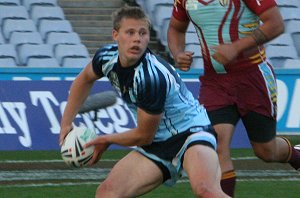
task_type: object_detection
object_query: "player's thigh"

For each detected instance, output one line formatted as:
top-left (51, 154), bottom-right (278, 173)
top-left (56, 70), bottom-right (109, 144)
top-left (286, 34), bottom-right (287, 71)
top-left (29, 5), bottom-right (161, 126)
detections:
top-left (102, 150), bottom-right (163, 196)
top-left (183, 144), bottom-right (221, 188)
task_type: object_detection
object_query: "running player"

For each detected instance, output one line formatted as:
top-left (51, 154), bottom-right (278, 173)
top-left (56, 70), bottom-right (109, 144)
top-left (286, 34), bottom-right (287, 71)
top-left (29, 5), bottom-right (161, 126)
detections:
top-left (168, 0), bottom-right (300, 196)
top-left (59, 6), bottom-right (229, 198)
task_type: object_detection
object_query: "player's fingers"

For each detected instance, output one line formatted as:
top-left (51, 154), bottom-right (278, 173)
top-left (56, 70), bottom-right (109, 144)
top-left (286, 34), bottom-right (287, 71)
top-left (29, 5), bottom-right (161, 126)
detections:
top-left (89, 148), bottom-right (100, 165)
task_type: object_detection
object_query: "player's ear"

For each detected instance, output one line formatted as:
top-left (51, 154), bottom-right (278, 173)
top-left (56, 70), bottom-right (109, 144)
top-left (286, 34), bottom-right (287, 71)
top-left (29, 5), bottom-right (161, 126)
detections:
top-left (112, 29), bottom-right (118, 42)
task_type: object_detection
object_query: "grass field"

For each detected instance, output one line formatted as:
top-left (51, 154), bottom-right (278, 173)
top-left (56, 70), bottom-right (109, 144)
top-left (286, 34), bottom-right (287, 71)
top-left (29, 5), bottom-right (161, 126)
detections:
top-left (0, 148), bottom-right (300, 198)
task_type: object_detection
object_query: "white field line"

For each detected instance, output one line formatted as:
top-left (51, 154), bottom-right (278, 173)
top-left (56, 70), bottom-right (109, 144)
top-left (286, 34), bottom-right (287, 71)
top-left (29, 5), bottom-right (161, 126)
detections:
top-left (0, 156), bottom-right (258, 163)
top-left (1, 157), bottom-right (300, 188)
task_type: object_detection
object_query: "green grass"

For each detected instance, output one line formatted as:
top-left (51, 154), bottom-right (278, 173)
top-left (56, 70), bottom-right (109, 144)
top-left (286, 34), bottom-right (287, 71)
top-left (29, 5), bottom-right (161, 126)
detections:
top-left (1, 148), bottom-right (299, 198)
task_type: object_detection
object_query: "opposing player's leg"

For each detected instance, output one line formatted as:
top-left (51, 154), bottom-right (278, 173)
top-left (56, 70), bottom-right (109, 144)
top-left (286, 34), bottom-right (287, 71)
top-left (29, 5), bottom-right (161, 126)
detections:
top-left (207, 106), bottom-right (239, 197)
top-left (95, 150), bottom-right (163, 198)
top-left (183, 144), bottom-right (230, 198)
top-left (243, 111), bottom-right (300, 170)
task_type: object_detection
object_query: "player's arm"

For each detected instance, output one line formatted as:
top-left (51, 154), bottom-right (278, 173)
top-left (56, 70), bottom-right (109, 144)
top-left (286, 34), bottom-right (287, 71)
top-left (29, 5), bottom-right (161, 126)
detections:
top-left (212, 6), bottom-right (284, 64)
top-left (59, 62), bottom-right (100, 145)
top-left (235, 6), bottom-right (284, 53)
top-left (168, 16), bottom-right (194, 70)
top-left (85, 109), bottom-right (162, 164)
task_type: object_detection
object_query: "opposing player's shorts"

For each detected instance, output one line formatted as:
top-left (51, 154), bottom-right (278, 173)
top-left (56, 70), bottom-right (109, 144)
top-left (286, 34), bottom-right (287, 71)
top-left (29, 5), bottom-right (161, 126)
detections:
top-left (199, 62), bottom-right (277, 120)
top-left (135, 126), bottom-right (217, 186)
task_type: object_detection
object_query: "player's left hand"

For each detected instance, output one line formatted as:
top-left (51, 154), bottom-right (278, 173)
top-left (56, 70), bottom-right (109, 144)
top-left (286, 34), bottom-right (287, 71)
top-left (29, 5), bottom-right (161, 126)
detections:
top-left (85, 136), bottom-right (110, 165)
top-left (211, 43), bottom-right (238, 65)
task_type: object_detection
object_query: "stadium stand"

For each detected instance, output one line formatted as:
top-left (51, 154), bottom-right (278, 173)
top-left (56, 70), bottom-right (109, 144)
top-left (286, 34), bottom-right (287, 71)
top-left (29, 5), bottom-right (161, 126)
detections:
top-left (18, 43), bottom-right (54, 66)
top-left (23, 0), bottom-right (57, 11)
top-left (0, 0), bottom-right (299, 68)
top-left (0, 44), bottom-right (18, 65)
top-left (39, 20), bottom-right (73, 40)
top-left (46, 32), bottom-right (81, 48)
top-left (30, 5), bottom-right (65, 26)
top-left (0, 0), bottom-right (20, 6)
top-left (10, 32), bottom-right (43, 48)
top-left (62, 57), bottom-right (91, 68)
top-left (27, 57), bottom-right (60, 67)
top-left (54, 44), bottom-right (89, 66)
top-left (0, 5), bottom-right (29, 26)
top-left (2, 19), bottom-right (37, 40)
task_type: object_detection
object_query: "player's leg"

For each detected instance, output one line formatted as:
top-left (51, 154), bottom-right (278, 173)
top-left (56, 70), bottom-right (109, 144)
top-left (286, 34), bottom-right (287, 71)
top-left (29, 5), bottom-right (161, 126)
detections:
top-left (183, 144), bottom-right (230, 198)
top-left (242, 111), bottom-right (300, 170)
top-left (95, 150), bottom-right (164, 198)
top-left (207, 106), bottom-right (239, 197)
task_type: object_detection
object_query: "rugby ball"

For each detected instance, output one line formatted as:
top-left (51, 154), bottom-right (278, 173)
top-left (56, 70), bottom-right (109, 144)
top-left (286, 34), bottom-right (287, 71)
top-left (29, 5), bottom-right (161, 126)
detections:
top-left (61, 127), bottom-right (97, 168)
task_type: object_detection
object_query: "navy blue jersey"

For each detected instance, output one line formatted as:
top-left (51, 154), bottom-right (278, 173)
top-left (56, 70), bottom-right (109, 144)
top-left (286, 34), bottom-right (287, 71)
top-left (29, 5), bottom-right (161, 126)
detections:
top-left (92, 44), bottom-right (211, 142)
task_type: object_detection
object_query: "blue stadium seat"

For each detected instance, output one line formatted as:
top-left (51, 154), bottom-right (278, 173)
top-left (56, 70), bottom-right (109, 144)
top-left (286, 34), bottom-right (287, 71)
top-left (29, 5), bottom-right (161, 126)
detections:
top-left (39, 20), bottom-right (73, 40)
top-left (276, 0), bottom-right (299, 8)
top-left (191, 57), bottom-right (204, 69)
top-left (10, 32), bottom-right (43, 48)
top-left (46, 32), bottom-right (81, 48)
top-left (27, 57), bottom-right (60, 67)
top-left (0, 0), bottom-right (20, 6)
top-left (283, 59), bottom-right (300, 69)
top-left (23, 0), bottom-right (57, 11)
top-left (62, 57), bottom-right (91, 68)
top-left (266, 33), bottom-right (294, 46)
top-left (30, 5), bottom-right (65, 26)
top-left (185, 44), bottom-right (202, 58)
top-left (0, 5), bottom-right (29, 26)
top-left (54, 44), bottom-right (89, 65)
top-left (0, 57), bottom-right (17, 67)
top-left (0, 44), bottom-right (18, 65)
top-left (266, 45), bottom-right (298, 68)
top-left (18, 44), bottom-right (53, 65)
top-left (2, 19), bottom-right (37, 40)
top-left (0, 32), bottom-right (5, 44)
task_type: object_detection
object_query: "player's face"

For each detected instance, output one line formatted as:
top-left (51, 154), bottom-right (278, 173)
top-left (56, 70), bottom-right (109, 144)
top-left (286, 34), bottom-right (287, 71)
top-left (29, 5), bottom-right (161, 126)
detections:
top-left (113, 18), bottom-right (150, 67)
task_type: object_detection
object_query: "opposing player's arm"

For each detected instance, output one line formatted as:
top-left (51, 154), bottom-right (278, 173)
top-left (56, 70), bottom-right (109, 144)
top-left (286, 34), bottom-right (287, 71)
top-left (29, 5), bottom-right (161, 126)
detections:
top-left (59, 62), bottom-right (100, 145)
top-left (233, 6), bottom-right (284, 54)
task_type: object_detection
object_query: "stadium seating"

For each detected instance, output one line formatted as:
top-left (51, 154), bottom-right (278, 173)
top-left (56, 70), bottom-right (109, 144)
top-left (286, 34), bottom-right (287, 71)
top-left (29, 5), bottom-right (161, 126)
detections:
top-left (30, 5), bottom-right (65, 26)
top-left (283, 59), bottom-right (300, 69)
top-left (2, 19), bottom-right (37, 40)
top-left (23, 0), bottom-right (57, 11)
top-left (0, 44), bottom-right (18, 64)
top-left (0, 33), bottom-right (4, 44)
top-left (39, 20), bottom-right (73, 40)
top-left (0, 57), bottom-right (17, 67)
top-left (18, 44), bottom-right (53, 65)
top-left (266, 45), bottom-right (298, 68)
top-left (54, 44), bottom-right (89, 65)
top-left (0, 0), bottom-right (20, 6)
top-left (62, 57), bottom-right (91, 68)
top-left (0, 5), bottom-right (29, 26)
top-left (46, 32), bottom-right (81, 48)
top-left (10, 32), bottom-right (43, 48)
top-left (185, 44), bottom-right (202, 58)
top-left (27, 57), bottom-right (60, 67)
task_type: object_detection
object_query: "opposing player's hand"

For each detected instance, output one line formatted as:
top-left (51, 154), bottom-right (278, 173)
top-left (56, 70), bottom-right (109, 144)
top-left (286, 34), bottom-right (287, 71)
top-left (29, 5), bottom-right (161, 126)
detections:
top-left (85, 136), bottom-right (110, 165)
top-left (174, 51), bottom-right (194, 71)
top-left (59, 125), bottom-right (73, 146)
top-left (211, 43), bottom-right (238, 65)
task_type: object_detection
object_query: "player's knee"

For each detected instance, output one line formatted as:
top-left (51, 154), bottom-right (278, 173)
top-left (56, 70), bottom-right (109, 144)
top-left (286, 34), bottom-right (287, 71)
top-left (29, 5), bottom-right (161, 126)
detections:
top-left (254, 149), bottom-right (275, 162)
top-left (95, 181), bottom-right (117, 198)
top-left (192, 181), bottom-right (215, 198)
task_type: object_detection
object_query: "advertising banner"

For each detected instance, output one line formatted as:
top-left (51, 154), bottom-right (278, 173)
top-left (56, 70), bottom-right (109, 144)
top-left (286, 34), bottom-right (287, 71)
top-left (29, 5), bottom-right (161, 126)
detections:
top-left (0, 68), bottom-right (299, 150)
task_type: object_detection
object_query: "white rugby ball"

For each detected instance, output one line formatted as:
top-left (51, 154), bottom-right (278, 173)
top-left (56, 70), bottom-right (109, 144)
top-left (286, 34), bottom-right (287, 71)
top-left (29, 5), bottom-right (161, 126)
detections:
top-left (61, 127), bottom-right (97, 167)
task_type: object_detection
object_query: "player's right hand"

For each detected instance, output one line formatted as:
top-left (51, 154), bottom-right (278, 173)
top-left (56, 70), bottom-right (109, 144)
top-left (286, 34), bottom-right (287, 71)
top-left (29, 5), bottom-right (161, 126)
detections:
top-left (174, 51), bottom-right (194, 71)
top-left (59, 125), bottom-right (73, 146)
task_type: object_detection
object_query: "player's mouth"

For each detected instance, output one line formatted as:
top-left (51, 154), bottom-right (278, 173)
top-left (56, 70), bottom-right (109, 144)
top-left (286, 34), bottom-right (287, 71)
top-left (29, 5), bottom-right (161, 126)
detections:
top-left (129, 46), bottom-right (141, 54)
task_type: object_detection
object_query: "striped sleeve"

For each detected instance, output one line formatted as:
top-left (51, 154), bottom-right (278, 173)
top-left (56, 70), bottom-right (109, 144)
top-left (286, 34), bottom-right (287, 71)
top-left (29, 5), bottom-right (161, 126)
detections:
top-left (172, 0), bottom-right (189, 21)
top-left (134, 63), bottom-right (167, 114)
